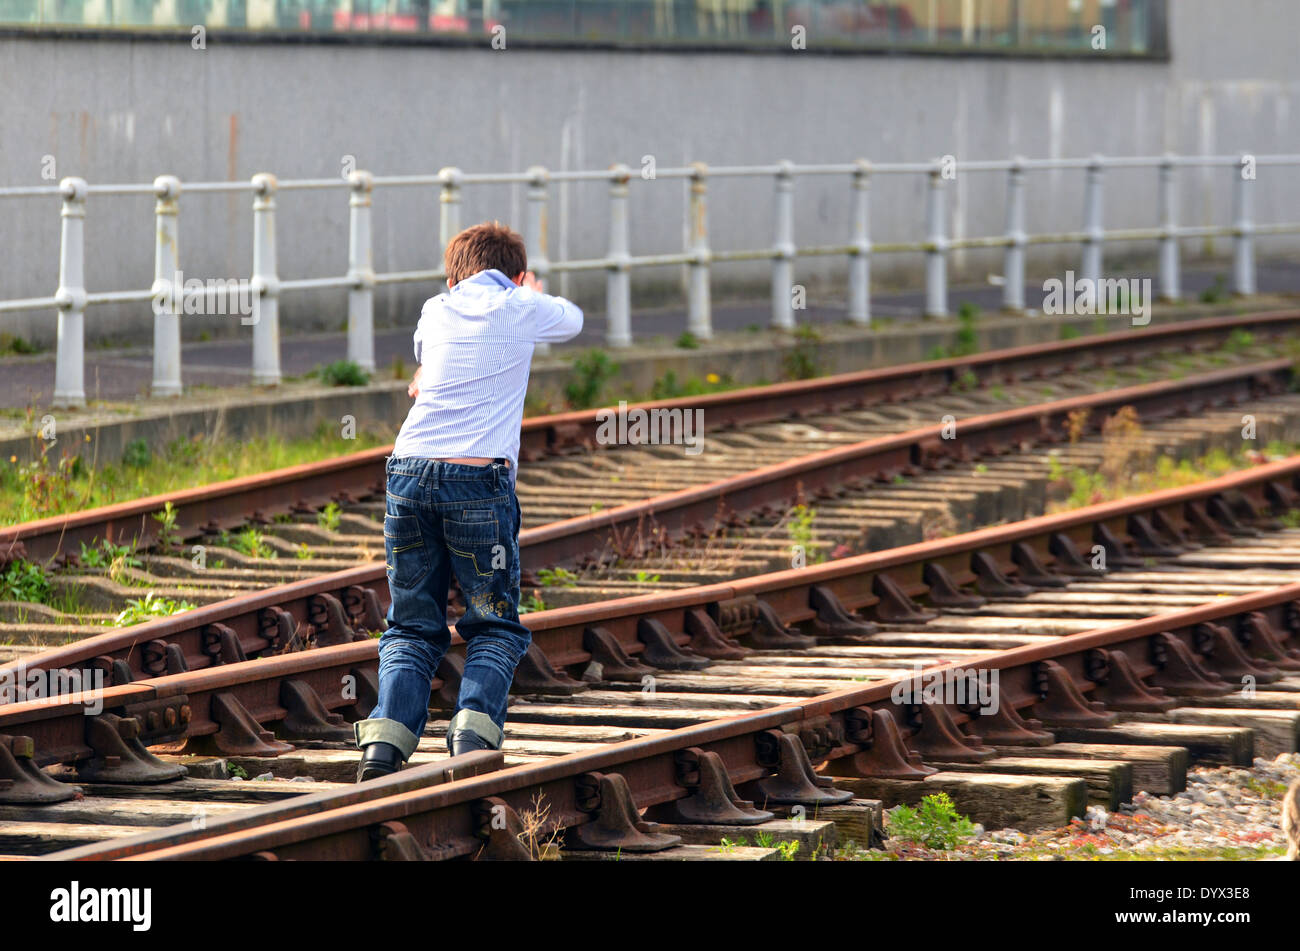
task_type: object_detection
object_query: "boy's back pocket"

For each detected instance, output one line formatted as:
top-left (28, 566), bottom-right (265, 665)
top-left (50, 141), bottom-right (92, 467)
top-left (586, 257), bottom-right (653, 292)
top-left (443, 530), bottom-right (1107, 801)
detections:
top-left (444, 514), bottom-right (499, 584)
top-left (384, 513), bottom-right (430, 589)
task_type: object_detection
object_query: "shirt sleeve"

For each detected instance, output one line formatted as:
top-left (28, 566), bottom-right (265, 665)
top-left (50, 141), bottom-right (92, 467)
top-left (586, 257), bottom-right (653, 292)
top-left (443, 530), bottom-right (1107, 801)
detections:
top-left (531, 293), bottom-right (584, 343)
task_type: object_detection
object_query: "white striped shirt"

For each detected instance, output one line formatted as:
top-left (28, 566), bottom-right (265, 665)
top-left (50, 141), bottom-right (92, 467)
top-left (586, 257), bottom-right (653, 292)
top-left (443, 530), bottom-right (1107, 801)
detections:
top-left (392, 269), bottom-right (583, 475)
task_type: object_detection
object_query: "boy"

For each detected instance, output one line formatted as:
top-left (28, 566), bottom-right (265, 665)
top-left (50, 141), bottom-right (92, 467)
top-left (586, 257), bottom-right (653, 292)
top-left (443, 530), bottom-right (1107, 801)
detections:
top-left (355, 221), bottom-right (583, 780)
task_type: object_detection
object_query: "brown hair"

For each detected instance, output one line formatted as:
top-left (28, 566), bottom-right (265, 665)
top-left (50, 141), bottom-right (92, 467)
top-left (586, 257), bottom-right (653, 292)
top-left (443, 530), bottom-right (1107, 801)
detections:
top-left (444, 221), bottom-right (527, 286)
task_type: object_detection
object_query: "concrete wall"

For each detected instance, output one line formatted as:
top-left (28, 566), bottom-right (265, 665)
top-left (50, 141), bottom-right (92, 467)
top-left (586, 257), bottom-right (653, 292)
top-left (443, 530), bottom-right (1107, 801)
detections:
top-left (0, 0), bottom-right (1297, 347)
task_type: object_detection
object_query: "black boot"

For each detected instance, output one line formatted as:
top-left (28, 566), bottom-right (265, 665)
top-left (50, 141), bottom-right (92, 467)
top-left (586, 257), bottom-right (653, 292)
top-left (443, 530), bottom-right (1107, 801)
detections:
top-left (356, 741), bottom-right (403, 782)
top-left (449, 730), bottom-right (493, 757)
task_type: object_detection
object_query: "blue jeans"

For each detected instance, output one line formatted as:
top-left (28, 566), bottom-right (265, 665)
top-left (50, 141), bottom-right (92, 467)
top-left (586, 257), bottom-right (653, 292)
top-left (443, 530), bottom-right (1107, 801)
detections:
top-left (353, 457), bottom-right (530, 759)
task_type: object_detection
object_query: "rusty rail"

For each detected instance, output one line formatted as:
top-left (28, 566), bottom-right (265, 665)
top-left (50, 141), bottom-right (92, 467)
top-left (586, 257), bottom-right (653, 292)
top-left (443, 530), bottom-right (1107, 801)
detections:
top-left (1, 360), bottom-right (1291, 693)
top-left (3, 308), bottom-right (1298, 567)
top-left (45, 567), bottom-right (1300, 860)
top-left (4, 452), bottom-right (1298, 813)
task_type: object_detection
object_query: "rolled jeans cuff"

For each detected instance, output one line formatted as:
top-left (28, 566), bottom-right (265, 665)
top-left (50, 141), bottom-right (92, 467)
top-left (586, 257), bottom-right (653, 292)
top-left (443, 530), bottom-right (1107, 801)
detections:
top-left (355, 717), bottom-right (420, 760)
top-left (447, 709), bottom-right (504, 750)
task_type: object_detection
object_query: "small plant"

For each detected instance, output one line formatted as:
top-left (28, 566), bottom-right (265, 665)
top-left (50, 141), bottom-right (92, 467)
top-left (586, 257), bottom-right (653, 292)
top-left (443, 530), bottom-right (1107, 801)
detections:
top-left (1224, 328), bottom-right (1255, 353)
top-left (1243, 776), bottom-right (1290, 799)
top-left (952, 302), bottom-right (980, 357)
top-left (316, 502), bottom-right (343, 533)
top-left (786, 503), bottom-right (820, 562)
top-left (520, 591), bottom-right (548, 614)
top-left (0, 332), bottom-right (40, 355)
top-left (227, 762), bottom-right (249, 780)
top-left (1046, 454), bottom-right (1067, 483)
top-left (537, 566), bottom-right (579, 588)
top-left (318, 359), bottom-right (370, 387)
top-left (122, 439), bottom-right (151, 468)
top-left (107, 548), bottom-right (146, 585)
top-left (564, 350), bottom-right (620, 410)
top-left (296, 542), bottom-right (312, 560)
top-left (751, 831), bottom-right (800, 860)
top-left (77, 541), bottom-right (107, 569)
top-left (1099, 405), bottom-right (1144, 484)
top-left (782, 325), bottom-right (822, 381)
top-left (77, 539), bottom-right (137, 570)
top-left (650, 371), bottom-right (713, 400)
top-left (0, 559), bottom-right (51, 603)
top-left (951, 369), bottom-right (979, 392)
top-left (633, 570), bottom-right (660, 584)
top-left (675, 330), bottom-right (700, 350)
top-left (514, 791), bottom-right (565, 861)
top-left (112, 592), bottom-right (196, 627)
top-left (884, 793), bottom-right (977, 850)
top-left (1199, 274), bottom-right (1228, 304)
top-left (153, 501), bottom-right (180, 551)
top-left (232, 526), bottom-right (277, 560)
top-left (13, 453), bottom-right (82, 517)
top-left (1065, 408), bottom-right (1090, 444)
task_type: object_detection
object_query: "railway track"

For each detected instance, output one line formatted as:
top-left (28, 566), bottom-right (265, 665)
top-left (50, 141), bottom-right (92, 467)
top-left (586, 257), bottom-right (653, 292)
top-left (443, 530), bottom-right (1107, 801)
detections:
top-left (1, 345), bottom-right (1296, 660)
top-left (3, 356), bottom-right (1296, 690)
top-left (5, 459), bottom-right (1300, 859)
top-left (9, 309), bottom-right (1296, 559)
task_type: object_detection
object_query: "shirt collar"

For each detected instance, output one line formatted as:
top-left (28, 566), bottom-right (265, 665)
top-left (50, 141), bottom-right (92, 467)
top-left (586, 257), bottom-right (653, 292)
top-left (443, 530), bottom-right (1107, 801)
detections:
top-left (453, 268), bottom-right (516, 292)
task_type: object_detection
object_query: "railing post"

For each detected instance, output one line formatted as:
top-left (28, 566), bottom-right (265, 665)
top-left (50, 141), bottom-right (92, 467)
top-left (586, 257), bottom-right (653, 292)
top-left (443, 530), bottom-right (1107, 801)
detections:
top-left (1002, 157), bottom-right (1026, 312)
top-left (770, 160), bottom-right (796, 330)
top-left (1080, 155), bottom-right (1105, 288)
top-left (250, 173), bottom-right (281, 386)
top-left (438, 166), bottom-right (463, 270)
top-left (150, 175), bottom-right (183, 397)
top-left (606, 164), bottom-right (633, 348)
top-left (847, 159), bottom-right (872, 326)
top-left (1232, 156), bottom-right (1256, 296)
top-left (346, 170), bottom-right (376, 372)
top-left (924, 163), bottom-right (948, 318)
top-left (52, 176), bottom-right (88, 409)
top-left (524, 165), bottom-right (552, 356)
top-left (687, 161), bottom-right (713, 340)
top-left (1157, 154), bottom-right (1179, 301)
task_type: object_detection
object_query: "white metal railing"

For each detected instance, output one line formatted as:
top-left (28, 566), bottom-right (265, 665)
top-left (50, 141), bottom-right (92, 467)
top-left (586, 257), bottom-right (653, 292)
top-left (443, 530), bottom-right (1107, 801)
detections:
top-left (1, 151), bottom-right (1298, 409)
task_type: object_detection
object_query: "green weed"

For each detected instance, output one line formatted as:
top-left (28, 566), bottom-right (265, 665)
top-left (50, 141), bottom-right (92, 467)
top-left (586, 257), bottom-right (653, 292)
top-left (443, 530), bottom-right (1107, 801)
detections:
top-left (884, 793), bottom-right (977, 850)
top-left (0, 560), bottom-right (51, 603)
top-left (782, 325), bottom-right (822, 381)
top-left (112, 592), bottom-right (196, 627)
top-left (232, 527), bottom-right (277, 560)
top-left (537, 567), bottom-right (579, 588)
top-left (565, 350), bottom-right (620, 409)
top-left (316, 502), bottom-right (343, 533)
top-left (318, 360), bottom-right (370, 387)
